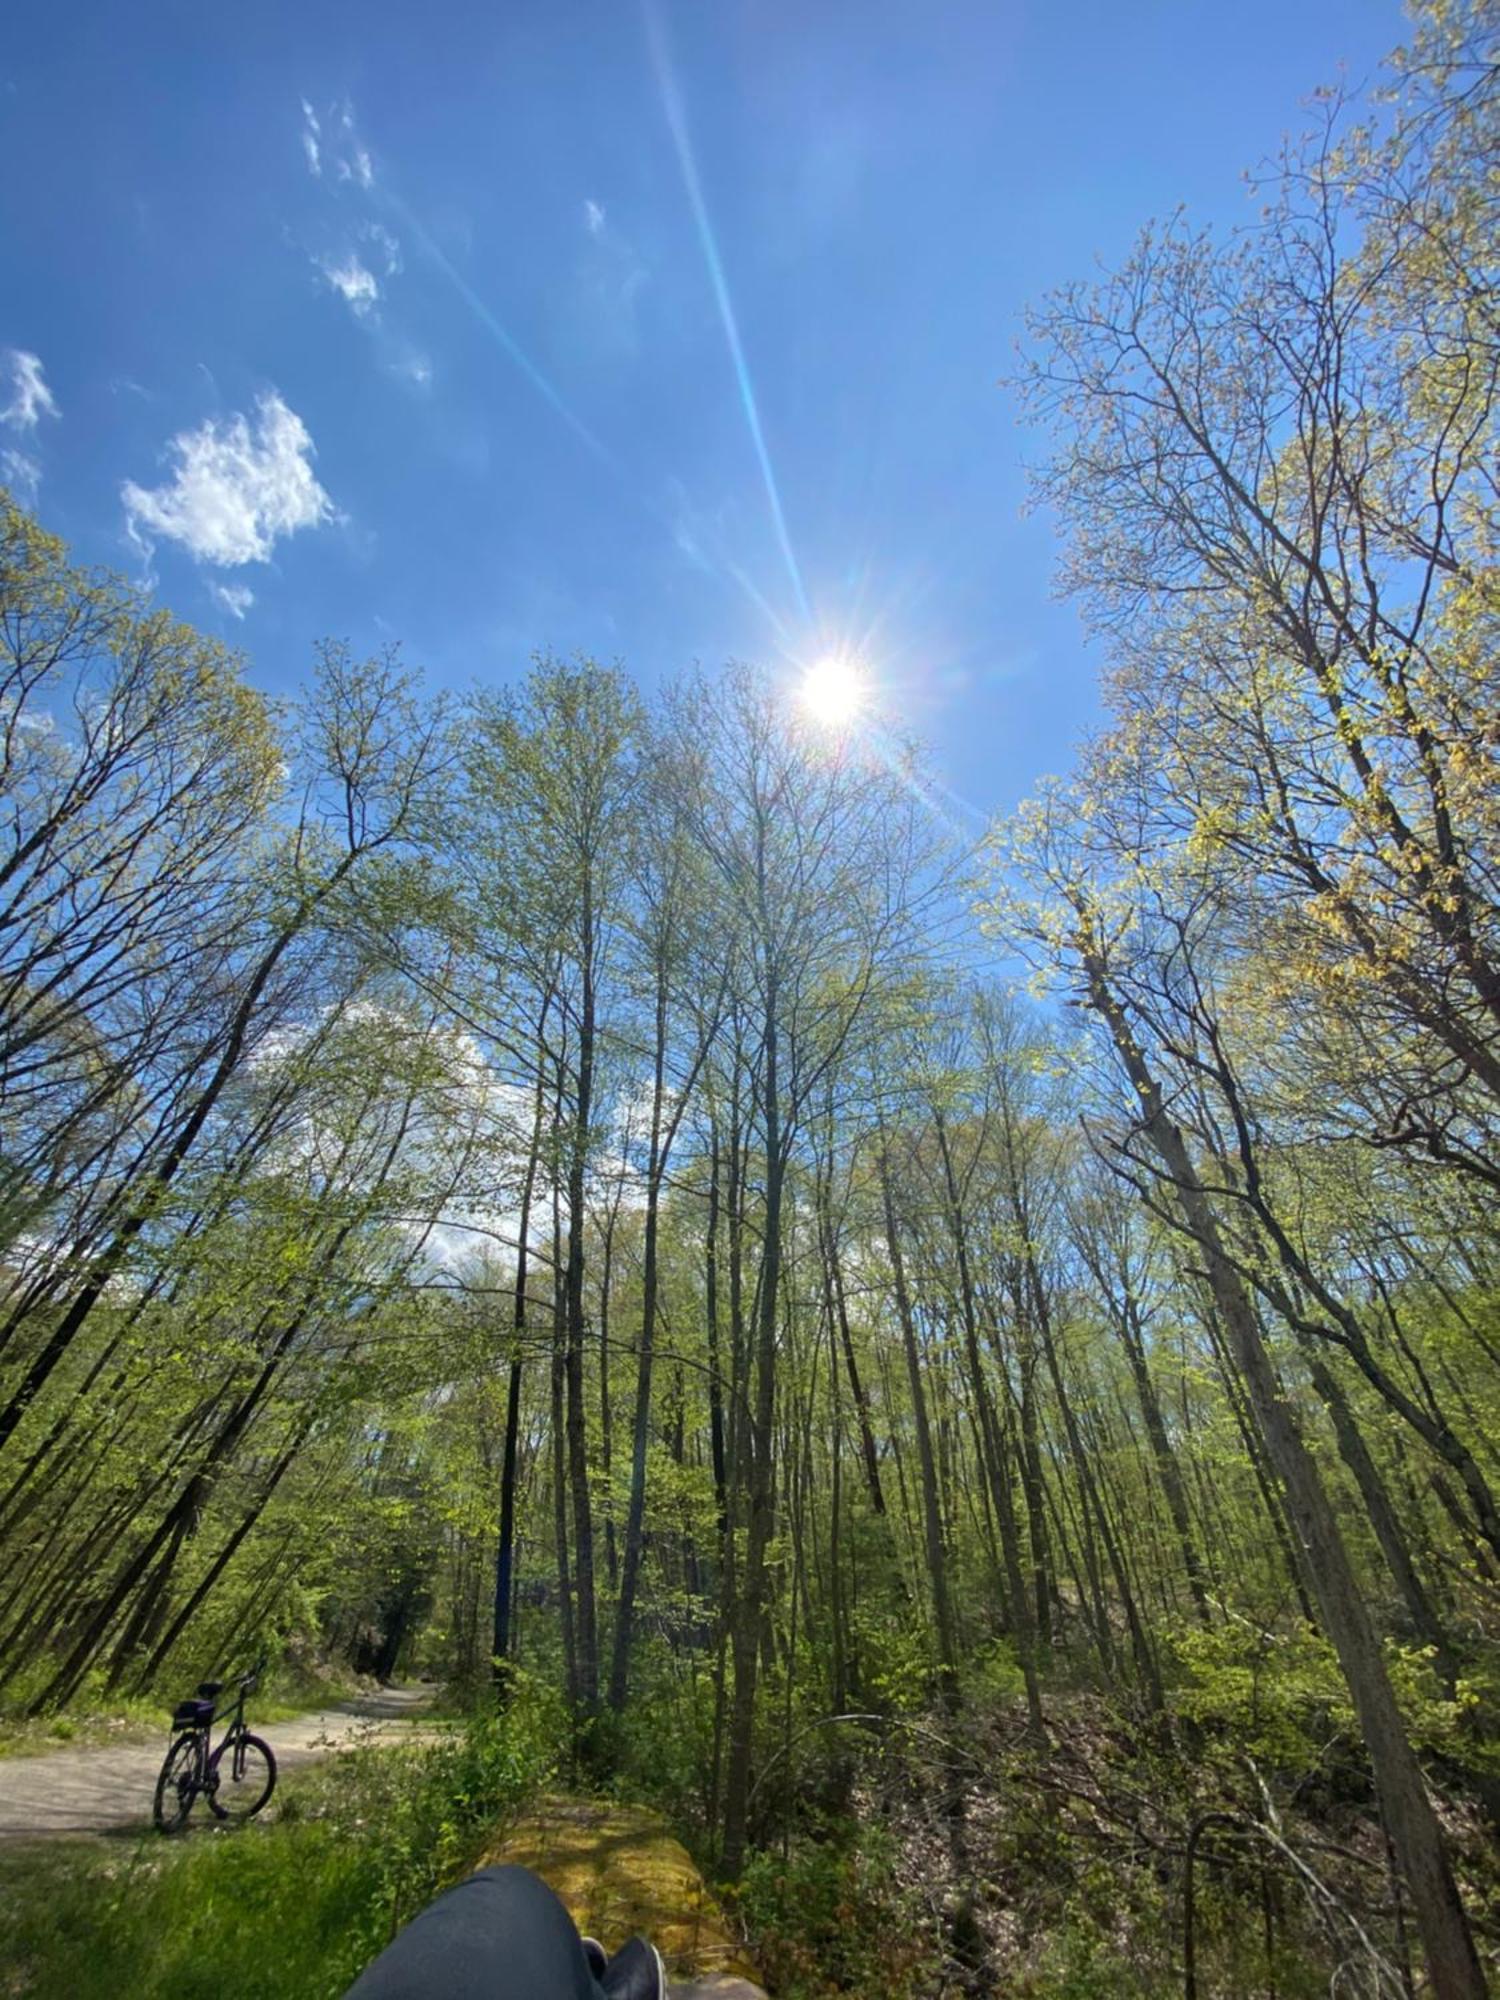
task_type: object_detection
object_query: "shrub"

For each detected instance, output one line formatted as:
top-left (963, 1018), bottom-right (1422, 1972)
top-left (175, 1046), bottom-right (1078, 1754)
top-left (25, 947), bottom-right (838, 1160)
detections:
top-left (739, 1819), bottom-right (933, 1998)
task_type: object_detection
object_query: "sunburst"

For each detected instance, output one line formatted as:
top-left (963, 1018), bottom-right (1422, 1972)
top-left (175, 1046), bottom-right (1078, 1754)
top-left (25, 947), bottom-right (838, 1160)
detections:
top-left (797, 655), bottom-right (868, 727)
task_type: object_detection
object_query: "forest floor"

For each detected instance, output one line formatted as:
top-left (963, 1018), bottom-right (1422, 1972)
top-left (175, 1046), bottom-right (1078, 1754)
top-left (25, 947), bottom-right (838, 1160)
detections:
top-left (480, 1795), bottom-right (768, 2000)
top-left (0, 1685), bottom-right (437, 1840)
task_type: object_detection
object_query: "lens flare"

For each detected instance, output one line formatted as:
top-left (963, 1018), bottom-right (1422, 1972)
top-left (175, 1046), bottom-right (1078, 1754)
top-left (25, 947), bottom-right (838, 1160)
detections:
top-left (797, 656), bottom-right (868, 727)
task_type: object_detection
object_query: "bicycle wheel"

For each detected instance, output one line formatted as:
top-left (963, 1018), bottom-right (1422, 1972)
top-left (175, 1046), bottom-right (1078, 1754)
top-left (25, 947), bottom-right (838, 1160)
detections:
top-left (153, 1734), bottom-right (200, 1834)
top-left (207, 1732), bottom-right (276, 1821)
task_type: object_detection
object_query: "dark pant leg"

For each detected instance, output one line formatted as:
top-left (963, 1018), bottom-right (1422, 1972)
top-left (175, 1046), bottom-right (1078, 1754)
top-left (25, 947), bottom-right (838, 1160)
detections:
top-left (343, 1863), bottom-right (606, 2000)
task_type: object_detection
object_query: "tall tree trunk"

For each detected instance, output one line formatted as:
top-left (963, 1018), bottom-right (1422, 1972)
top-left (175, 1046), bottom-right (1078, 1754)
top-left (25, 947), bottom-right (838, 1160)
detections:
top-left (494, 1021), bottom-right (550, 1692)
top-left (704, 1124), bottom-right (729, 1539)
top-left (1035, 1298), bottom-right (1164, 1712)
top-left (818, 1174), bottom-right (887, 1518)
top-left (598, 1206), bottom-right (617, 1594)
top-left (826, 1293), bottom-right (849, 1714)
top-left (551, 1166), bottom-right (577, 1708)
top-left (932, 1112), bottom-right (1043, 1729)
top-left (139, 1429), bottom-right (307, 1688)
top-left (1079, 933), bottom-right (1485, 1999)
top-left (721, 995), bottom-right (784, 1880)
top-left (879, 1143), bottom-right (959, 1709)
top-left (1017, 1346), bottom-right (1054, 1650)
top-left (609, 966), bottom-right (670, 1712)
top-left (565, 938), bottom-right (599, 1715)
top-left (1301, 1347), bottom-right (1457, 1686)
top-left (0, 856), bottom-right (360, 1444)
top-left (29, 1072), bottom-right (416, 1714)
top-left (1111, 1279), bottom-right (1212, 1626)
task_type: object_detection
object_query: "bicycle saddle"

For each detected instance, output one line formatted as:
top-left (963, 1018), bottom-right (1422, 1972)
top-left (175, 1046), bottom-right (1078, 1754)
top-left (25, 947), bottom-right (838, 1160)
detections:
top-left (196, 1680), bottom-right (224, 1698)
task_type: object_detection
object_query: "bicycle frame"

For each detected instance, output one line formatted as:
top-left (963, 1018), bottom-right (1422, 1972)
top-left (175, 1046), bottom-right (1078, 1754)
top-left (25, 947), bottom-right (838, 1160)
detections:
top-left (177, 1676), bottom-right (253, 1795)
top-left (208, 1681), bottom-right (252, 1784)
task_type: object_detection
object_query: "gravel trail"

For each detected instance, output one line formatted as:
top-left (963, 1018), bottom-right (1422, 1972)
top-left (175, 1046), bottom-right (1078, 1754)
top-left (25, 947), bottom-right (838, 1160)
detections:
top-left (0, 1686), bottom-right (432, 1841)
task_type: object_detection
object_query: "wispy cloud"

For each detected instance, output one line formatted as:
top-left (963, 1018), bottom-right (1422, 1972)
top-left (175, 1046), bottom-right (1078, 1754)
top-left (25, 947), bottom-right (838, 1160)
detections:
top-left (209, 579), bottom-right (255, 619)
top-left (574, 201), bottom-right (650, 360)
top-left (361, 221), bottom-right (401, 274)
top-left (300, 99), bottom-right (322, 176)
top-left (313, 220), bottom-right (403, 331)
top-left (122, 391), bottom-right (335, 567)
top-left (336, 101), bottom-right (373, 188)
top-left (391, 349), bottom-right (433, 391)
top-left (2, 351), bottom-right (59, 507)
top-left (1, 349), bottom-right (59, 431)
top-left (299, 96), bottom-right (374, 189)
top-left (300, 103), bottom-right (400, 341)
top-left (318, 249), bottom-right (380, 318)
top-left (1, 449), bottom-right (41, 508)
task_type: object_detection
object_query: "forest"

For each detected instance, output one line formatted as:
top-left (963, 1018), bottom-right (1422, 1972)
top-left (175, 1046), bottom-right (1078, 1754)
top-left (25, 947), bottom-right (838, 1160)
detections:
top-left (0, 5), bottom-right (1497, 1996)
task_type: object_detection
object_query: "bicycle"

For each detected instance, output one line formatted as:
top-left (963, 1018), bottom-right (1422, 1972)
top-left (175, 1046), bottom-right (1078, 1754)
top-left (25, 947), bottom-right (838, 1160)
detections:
top-left (153, 1653), bottom-right (277, 1834)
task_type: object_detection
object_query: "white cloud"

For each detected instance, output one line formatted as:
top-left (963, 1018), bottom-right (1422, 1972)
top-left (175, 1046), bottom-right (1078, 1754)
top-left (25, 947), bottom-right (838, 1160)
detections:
top-left (300, 95), bottom-right (373, 187)
top-left (361, 221), bottom-right (401, 274)
top-left (319, 250), bottom-right (380, 318)
top-left (392, 350), bottom-right (432, 390)
top-left (122, 391), bottom-right (335, 567)
top-left (209, 580), bottom-right (255, 619)
top-left (584, 198), bottom-right (606, 236)
top-left (1, 350), bottom-right (59, 431)
top-left (336, 101), bottom-right (373, 188)
top-left (301, 99), bottom-right (321, 176)
top-left (313, 223), bottom-right (402, 324)
top-left (2, 449), bottom-right (41, 508)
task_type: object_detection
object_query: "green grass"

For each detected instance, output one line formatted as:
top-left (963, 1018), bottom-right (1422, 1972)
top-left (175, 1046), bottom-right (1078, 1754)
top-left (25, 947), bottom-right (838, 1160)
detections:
top-left (0, 1666), bottom-right (373, 1762)
top-left (0, 1696), bottom-right (168, 1762)
top-left (0, 1704), bottom-right (559, 1998)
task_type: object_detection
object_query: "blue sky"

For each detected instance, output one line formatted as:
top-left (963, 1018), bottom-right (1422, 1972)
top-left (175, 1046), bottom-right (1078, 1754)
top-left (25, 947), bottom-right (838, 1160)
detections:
top-left (3, 0), bottom-right (1402, 821)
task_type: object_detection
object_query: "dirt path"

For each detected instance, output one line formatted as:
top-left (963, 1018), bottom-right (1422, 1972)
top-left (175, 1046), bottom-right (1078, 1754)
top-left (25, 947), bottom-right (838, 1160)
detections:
top-left (0, 1686), bottom-right (433, 1841)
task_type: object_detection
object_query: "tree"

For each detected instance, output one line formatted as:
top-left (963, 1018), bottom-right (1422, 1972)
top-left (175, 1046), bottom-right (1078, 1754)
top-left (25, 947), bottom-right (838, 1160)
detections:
top-left (672, 663), bottom-right (942, 1874)
top-left (463, 658), bottom-right (644, 1720)
top-left (0, 644), bottom-right (443, 1456)
top-left (994, 781), bottom-right (1487, 1996)
top-left (0, 496), bottom-right (278, 1317)
top-left (1013, 5), bottom-right (1500, 1180)
top-left (608, 757), bottom-right (724, 1714)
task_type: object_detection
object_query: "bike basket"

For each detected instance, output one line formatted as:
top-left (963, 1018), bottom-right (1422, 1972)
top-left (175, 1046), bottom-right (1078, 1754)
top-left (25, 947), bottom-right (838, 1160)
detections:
top-left (172, 1699), bottom-right (215, 1727)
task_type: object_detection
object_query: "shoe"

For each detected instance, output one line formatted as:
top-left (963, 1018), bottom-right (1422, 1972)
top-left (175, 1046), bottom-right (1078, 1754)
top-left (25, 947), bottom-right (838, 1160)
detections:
top-left (582, 1938), bottom-right (608, 1979)
top-left (600, 1936), bottom-right (667, 2000)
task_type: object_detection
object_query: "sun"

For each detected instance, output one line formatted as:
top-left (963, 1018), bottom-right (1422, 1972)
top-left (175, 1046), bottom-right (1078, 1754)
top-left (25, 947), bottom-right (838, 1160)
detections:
top-left (796, 655), bottom-right (868, 728)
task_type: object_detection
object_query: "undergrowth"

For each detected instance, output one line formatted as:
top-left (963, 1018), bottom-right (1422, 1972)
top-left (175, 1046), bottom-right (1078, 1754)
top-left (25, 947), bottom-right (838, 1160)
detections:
top-left (721, 1641), bottom-right (1500, 2000)
top-left (0, 1686), bottom-right (561, 1999)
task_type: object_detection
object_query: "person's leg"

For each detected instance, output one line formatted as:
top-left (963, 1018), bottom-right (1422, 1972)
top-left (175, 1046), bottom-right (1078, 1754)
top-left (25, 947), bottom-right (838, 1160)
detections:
top-left (343, 1863), bottom-right (607, 2000)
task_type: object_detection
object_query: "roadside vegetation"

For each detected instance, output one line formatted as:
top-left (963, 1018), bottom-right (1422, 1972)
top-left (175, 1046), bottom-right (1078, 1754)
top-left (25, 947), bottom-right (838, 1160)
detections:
top-left (0, 1695), bottom-right (558, 1999)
